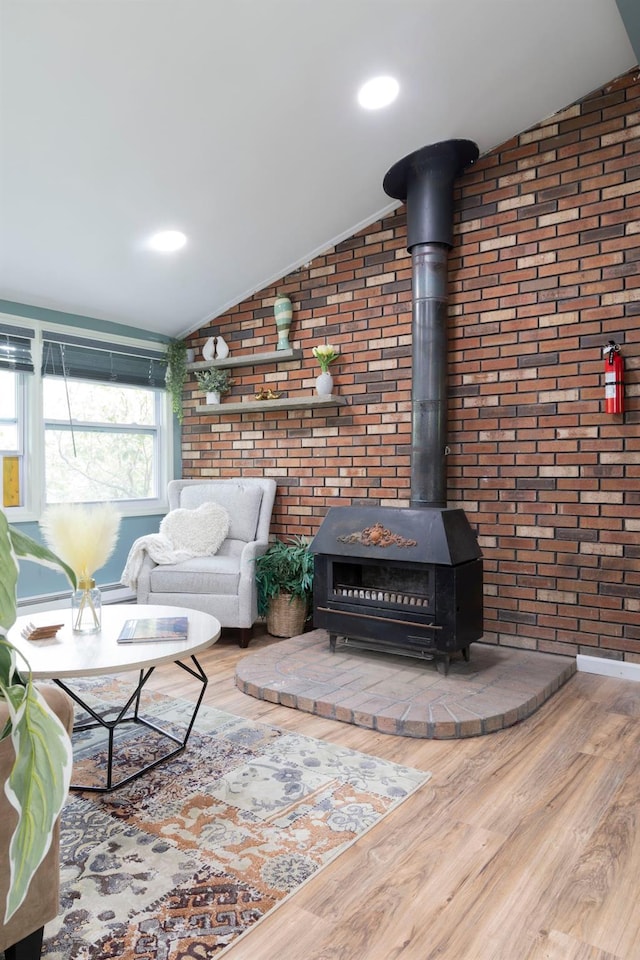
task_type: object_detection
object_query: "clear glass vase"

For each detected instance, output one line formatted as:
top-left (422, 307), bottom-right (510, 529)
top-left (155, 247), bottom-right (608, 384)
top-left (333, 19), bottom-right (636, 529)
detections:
top-left (71, 577), bottom-right (102, 634)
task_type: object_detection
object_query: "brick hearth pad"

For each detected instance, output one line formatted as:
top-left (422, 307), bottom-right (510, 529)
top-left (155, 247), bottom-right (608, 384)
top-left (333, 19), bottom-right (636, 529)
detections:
top-left (235, 630), bottom-right (577, 739)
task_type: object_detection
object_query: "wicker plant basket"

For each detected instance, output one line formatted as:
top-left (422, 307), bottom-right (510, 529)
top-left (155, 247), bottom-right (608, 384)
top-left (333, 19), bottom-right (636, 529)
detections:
top-left (266, 592), bottom-right (307, 638)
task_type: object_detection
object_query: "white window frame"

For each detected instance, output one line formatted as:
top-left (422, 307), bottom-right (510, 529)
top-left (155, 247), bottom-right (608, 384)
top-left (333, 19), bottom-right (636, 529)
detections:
top-left (1, 315), bottom-right (173, 523)
top-left (0, 369), bottom-right (28, 510)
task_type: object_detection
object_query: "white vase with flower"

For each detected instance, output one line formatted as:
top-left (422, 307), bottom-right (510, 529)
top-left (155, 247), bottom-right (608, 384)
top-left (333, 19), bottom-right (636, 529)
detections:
top-left (312, 343), bottom-right (339, 396)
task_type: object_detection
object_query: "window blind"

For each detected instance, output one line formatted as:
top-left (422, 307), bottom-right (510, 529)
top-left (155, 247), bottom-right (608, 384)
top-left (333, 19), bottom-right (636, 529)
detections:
top-left (41, 332), bottom-right (167, 388)
top-left (0, 322), bottom-right (35, 373)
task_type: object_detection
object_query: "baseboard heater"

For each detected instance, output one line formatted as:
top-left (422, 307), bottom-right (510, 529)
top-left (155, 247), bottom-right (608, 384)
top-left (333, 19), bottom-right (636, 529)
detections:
top-left (17, 583), bottom-right (135, 615)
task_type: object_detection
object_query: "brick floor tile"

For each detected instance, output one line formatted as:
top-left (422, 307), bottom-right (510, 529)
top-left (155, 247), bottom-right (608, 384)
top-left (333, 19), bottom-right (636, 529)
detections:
top-left (235, 633), bottom-right (576, 740)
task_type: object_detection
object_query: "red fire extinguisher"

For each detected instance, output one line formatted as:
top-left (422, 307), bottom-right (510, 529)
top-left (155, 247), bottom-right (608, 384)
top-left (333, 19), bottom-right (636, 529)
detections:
top-left (603, 340), bottom-right (624, 415)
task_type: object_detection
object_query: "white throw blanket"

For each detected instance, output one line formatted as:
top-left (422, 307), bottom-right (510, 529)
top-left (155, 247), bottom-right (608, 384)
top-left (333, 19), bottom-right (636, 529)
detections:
top-left (120, 534), bottom-right (195, 591)
top-left (121, 501), bottom-right (231, 591)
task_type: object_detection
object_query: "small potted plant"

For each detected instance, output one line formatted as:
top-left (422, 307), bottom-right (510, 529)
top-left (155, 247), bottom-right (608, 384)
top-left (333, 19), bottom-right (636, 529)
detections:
top-left (255, 536), bottom-right (314, 637)
top-left (195, 368), bottom-right (233, 404)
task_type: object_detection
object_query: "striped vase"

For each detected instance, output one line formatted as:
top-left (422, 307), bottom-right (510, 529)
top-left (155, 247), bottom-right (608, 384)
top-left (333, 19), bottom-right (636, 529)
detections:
top-left (273, 295), bottom-right (293, 350)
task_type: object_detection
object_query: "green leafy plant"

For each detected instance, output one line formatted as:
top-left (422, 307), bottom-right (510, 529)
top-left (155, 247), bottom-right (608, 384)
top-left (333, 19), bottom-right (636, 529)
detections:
top-left (195, 368), bottom-right (233, 396)
top-left (254, 536), bottom-right (314, 616)
top-left (0, 509), bottom-right (76, 922)
top-left (165, 339), bottom-right (189, 422)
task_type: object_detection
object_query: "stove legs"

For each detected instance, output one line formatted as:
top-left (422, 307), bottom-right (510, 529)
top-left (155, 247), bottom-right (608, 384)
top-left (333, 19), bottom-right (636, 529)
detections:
top-left (436, 646), bottom-right (470, 675)
top-left (436, 655), bottom-right (451, 676)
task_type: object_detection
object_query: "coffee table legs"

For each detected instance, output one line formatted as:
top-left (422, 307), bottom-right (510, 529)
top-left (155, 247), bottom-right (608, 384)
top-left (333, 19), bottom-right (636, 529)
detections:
top-left (56, 655), bottom-right (208, 793)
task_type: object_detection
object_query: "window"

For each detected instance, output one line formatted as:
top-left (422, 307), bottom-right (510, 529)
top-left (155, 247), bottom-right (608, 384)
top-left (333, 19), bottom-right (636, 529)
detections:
top-left (43, 378), bottom-right (162, 504)
top-left (0, 370), bottom-right (26, 508)
top-left (0, 323), bottom-right (33, 510)
top-left (0, 318), bottom-right (172, 519)
top-left (41, 333), bottom-right (169, 508)
top-left (0, 370), bottom-right (20, 450)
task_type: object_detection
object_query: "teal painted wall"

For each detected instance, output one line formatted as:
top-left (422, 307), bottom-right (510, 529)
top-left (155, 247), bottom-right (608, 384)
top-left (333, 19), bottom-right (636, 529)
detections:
top-left (15, 514), bottom-right (164, 600)
top-left (0, 298), bottom-right (169, 346)
top-left (616, 0), bottom-right (640, 63)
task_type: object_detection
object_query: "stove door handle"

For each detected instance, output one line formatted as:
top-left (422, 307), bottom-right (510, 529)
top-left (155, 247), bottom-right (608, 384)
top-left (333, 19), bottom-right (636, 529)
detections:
top-left (316, 607), bottom-right (442, 630)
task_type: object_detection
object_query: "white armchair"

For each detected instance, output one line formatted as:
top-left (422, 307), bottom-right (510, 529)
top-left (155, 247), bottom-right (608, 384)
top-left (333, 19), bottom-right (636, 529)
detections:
top-left (135, 478), bottom-right (277, 647)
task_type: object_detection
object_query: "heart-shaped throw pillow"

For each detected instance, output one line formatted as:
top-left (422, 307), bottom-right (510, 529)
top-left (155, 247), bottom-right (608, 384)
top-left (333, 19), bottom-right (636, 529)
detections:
top-left (160, 501), bottom-right (230, 555)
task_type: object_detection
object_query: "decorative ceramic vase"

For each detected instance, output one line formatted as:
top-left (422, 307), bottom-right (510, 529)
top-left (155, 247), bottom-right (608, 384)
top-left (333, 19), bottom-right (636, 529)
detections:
top-left (315, 371), bottom-right (333, 397)
top-left (273, 295), bottom-right (293, 351)
top-left (71, 578), bottom-right (102, 634)
top-left (202, 337), bottom-right (216, 362)
top-left (206, 390), bottom-right (221, 405)
top-left (215, 335), bottom-right (229, 359)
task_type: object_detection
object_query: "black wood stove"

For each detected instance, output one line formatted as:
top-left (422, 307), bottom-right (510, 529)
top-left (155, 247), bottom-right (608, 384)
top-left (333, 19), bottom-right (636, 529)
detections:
top-left (310, 139), bottom-right (483, 672)
top-left (311, 505), bottom-right (483, 671)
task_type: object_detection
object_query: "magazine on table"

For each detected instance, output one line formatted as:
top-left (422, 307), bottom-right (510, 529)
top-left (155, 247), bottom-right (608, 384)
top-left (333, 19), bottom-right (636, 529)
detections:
top-left (117, 616), bottom-right (189, 643)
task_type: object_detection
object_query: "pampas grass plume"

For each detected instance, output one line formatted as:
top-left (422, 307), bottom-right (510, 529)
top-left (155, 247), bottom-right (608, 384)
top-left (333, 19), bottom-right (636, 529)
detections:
top-left (41, 503), bottom-right (121, 580)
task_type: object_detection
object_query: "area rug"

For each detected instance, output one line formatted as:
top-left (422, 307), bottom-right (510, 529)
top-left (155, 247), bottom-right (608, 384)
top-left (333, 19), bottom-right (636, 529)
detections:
top-left (43, 677), bottom-right (430, 959)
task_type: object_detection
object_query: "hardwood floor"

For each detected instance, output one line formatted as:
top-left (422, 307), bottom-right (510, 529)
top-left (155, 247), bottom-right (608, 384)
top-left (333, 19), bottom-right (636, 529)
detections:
top-left (151, 632), bottom-right (640, 960)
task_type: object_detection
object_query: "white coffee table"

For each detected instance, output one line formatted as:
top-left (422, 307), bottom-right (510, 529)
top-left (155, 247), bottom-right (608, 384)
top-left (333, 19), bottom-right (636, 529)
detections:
top-left (9, 604), bottom-right (221, 792)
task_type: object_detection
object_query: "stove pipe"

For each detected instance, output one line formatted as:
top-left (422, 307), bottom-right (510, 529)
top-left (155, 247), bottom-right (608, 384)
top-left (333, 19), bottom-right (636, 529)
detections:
top-left (383, 139), bottom-right (479, 509)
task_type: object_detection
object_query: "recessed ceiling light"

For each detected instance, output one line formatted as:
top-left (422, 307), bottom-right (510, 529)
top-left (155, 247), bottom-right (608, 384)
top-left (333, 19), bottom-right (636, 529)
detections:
top-left (357, 75), bottom-right (399, 110)
top-left (148, 230), bottom-right (187, 252)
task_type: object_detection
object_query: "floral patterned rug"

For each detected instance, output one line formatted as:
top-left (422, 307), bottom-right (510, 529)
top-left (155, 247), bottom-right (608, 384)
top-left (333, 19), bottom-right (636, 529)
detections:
top-left (43, 676), bottom-right (430, 959)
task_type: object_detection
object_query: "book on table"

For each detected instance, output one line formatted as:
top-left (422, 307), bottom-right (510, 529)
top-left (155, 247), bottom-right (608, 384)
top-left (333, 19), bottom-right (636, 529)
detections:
top-left (117, 616), bottom-right (189, 643)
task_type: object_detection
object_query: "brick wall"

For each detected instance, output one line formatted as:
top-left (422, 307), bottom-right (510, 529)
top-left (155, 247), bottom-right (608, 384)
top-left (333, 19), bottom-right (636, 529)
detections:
top-left (184, 68), bottom-right (640, 661)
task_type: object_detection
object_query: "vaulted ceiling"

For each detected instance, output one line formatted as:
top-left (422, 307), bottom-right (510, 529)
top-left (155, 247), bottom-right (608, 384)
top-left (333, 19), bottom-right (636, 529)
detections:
top-left (1, 1), bottom-right (638, 340)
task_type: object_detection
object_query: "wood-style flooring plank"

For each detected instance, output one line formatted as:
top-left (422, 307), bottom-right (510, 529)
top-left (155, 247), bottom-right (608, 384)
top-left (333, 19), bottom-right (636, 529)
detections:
top-left (146, 632), bottom-right (640, 960)
top-left (545, 762), bottom-right (640, 958)
top-left (524, 929), bottom-right (623, 960)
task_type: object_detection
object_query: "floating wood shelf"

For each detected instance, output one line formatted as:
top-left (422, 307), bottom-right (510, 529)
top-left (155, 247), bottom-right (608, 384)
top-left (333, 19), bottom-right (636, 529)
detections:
top-left (187, 348), bottom-right (302, 371)
top-left (195, 395), bottom-right (347, 415)
top-left (188, 348), bottom-right (345, 417)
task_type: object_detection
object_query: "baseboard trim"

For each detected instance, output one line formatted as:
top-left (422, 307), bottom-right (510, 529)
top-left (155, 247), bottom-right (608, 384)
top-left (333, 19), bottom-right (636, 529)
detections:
top-left (577, 654), bottom-right (640, 683)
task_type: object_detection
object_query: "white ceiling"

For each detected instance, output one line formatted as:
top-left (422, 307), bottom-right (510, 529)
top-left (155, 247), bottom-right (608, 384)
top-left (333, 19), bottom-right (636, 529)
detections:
top-left (0, 0), bottom-right (637, 341)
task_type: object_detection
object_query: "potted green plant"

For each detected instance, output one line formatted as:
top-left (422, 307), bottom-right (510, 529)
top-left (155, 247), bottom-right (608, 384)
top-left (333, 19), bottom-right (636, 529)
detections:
top-left (195, 368), bottom-right (233, 404)
top-left (255, 536), bottom-right (314, 637)
top-left (165, 339), bottom-right (189, 422)
top-left (0, 509), bottom-right (75, 921)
